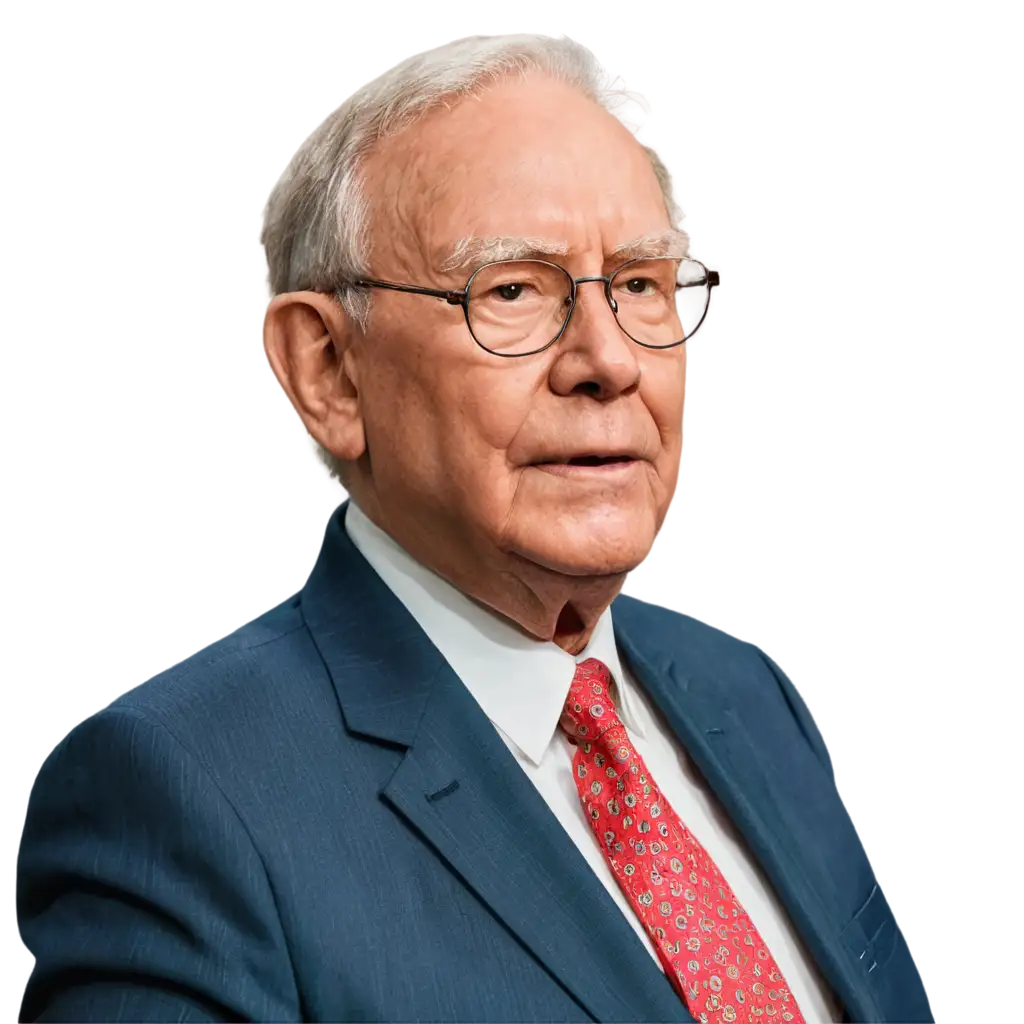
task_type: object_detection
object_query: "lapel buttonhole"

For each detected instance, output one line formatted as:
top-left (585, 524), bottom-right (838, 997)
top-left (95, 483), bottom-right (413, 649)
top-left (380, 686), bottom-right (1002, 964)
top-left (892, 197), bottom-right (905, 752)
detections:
top-left (426, 779), bottom-right (461, 802)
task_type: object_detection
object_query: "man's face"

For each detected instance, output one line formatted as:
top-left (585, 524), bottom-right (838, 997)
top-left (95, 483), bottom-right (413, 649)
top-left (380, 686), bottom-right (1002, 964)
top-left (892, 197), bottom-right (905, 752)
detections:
top-left (349, 74), bottom-right (686, 583)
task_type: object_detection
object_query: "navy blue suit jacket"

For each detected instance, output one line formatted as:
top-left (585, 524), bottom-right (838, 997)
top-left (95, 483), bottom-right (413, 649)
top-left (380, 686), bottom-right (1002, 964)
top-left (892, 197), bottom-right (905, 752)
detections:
top-left (18, 504), bottom-right (932, 1022)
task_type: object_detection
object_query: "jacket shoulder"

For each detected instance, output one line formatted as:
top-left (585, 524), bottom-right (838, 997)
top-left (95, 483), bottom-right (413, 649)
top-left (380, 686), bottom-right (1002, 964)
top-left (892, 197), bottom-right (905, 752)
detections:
top-left (613, 591), bottom-right (760, 666)
top-left (613, 592), bottom-right (835, 780)
top-left (30, 585), bottom-right (319, 790)
top-left (19, 611), bottom-right (305, 1022)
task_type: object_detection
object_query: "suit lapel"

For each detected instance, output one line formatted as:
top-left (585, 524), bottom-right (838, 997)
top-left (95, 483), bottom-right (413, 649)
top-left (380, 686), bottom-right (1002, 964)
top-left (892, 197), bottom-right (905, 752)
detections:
top-left (381, 661), bottom-right (691, 1024)
top-left (612, 602), bottom-right (876, 1023)
top-left (301, 506), bottom-right (691, 1024)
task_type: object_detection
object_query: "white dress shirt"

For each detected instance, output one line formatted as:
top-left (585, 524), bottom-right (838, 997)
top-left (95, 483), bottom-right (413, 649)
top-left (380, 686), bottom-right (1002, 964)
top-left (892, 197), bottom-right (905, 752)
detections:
top-left (345, 502), bottom-right (841, 1023)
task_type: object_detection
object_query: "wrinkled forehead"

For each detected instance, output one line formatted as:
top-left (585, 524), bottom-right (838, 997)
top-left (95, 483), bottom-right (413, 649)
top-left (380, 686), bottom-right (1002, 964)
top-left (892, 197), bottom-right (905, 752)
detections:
top-left (362, 74), bottom-right (675, 274)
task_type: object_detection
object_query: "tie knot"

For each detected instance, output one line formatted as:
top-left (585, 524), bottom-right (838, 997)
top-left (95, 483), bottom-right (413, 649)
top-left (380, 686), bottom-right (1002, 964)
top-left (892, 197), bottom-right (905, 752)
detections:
top-left (560, 658), bottom-right (620, 742)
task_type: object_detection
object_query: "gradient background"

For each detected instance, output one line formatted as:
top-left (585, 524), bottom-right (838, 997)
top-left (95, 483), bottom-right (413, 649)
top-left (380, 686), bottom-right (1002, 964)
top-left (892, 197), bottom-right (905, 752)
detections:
top-left (3, 2), bottom-right (1021, 1021)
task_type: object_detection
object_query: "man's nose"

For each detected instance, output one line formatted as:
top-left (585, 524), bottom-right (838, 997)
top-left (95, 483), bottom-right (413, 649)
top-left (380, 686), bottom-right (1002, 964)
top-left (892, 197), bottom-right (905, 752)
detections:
top-left (548, 279), bottom-right (641, 400)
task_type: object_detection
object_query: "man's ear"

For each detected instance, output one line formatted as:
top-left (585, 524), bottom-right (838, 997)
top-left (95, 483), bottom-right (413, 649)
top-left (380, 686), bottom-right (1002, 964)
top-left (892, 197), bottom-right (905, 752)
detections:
top-left (263, 291), bottom-right (366, 463)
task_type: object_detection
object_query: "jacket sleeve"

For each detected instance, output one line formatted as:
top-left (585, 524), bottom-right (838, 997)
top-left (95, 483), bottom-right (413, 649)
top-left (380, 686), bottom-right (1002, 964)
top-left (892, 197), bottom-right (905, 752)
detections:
top-left (17, 705), bottom-right (301, 1022)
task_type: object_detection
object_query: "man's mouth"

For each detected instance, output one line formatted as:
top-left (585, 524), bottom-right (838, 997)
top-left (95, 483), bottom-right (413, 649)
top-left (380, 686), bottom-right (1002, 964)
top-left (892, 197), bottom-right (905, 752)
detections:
top-left (563, 455), bottom-right (635, 466)
top-left (530, 453), bottom-right (642, 474)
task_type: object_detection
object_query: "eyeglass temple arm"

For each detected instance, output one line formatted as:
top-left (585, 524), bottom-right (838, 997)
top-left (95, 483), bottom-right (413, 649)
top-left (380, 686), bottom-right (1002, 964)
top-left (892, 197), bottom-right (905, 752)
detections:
top-left (704, 262), bottom-right (729, 290)
top-left (351, 278), bottom-right (466, 305)
top-left (676, 270), bottom-right (720, 289)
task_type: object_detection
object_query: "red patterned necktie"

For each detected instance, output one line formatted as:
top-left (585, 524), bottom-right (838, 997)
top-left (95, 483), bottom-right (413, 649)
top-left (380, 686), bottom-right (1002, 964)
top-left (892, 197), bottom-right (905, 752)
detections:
top-left (561, 658), bottom-right (805, 1024)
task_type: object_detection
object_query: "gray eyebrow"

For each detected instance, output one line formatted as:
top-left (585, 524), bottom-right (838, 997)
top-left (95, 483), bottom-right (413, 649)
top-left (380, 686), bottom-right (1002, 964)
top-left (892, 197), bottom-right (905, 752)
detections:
top-left (437, 226), bottom-right (691, 275)
top-left (611, 228), bottom-right (691, 262)
top-left (438, 236), bottom-right (571, 273)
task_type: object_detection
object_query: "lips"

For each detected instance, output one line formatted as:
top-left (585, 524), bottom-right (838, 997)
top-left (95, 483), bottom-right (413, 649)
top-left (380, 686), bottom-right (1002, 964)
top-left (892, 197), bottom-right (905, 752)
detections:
top-left (528, 451), bottom-right (644, 476)
top-left (531, 451), bottom-right (640, 466)
top-left (563, 455), bottom-right (635, 466)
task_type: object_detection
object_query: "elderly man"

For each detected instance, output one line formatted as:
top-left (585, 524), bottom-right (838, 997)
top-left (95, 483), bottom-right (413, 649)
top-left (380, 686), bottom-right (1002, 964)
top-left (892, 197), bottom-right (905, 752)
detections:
top-left (17, 33), bottom-right (931, 1024)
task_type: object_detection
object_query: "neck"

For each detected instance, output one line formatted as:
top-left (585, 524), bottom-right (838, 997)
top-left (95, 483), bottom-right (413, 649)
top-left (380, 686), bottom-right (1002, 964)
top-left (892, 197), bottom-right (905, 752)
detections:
top-left (471, 556), bottom-right (627, 654)
top-left (350, 492), bottom-right (626, 654)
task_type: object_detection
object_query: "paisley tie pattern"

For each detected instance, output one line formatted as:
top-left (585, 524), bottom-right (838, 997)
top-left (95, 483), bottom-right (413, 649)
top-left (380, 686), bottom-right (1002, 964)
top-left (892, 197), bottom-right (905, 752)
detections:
top-left (561, 658), bottom-right (805, 1024)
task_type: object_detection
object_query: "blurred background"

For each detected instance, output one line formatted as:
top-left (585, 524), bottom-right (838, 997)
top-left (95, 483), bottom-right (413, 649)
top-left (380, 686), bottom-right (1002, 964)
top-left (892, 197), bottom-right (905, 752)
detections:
top-left (2, 1), bottom-right (1021, 1019)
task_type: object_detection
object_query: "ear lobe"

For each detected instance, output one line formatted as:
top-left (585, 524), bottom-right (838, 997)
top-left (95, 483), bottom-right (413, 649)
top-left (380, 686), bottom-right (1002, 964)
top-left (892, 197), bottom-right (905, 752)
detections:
top-left (263, 291), bottom-right (366, 463)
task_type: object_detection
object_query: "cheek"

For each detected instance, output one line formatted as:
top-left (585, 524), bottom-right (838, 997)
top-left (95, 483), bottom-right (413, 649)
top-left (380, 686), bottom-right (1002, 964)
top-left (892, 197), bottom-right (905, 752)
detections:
top-left (457, 366), bottom-right (544, 452)
top-left (359, 324), bottom-right (543, 492)
top-left (643, 351), bottom-right (687, 448)
top-left (355, 323), bottom-right (447, 481)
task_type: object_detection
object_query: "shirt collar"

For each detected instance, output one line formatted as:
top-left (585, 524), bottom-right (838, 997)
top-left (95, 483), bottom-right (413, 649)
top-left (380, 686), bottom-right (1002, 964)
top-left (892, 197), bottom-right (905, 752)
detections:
top-left (343, 501), bottom-right (645, 766)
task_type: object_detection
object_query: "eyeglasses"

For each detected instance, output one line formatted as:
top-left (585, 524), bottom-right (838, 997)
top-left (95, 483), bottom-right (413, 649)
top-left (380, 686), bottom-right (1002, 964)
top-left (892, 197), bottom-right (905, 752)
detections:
top-left (347, 256), bottom-right (720, 357)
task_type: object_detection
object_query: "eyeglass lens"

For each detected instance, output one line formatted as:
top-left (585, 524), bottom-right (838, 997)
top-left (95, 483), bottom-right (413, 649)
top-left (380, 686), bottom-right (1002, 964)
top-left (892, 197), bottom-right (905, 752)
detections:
top-left (465, 257), bottom-right (710, 356)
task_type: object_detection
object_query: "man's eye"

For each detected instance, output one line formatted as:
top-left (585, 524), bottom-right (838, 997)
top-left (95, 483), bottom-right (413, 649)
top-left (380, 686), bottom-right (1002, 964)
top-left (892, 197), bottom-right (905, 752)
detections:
top-left (625, 277), bottom-right (653, 295)
top-left (495, 282), bottom-right (525, 301)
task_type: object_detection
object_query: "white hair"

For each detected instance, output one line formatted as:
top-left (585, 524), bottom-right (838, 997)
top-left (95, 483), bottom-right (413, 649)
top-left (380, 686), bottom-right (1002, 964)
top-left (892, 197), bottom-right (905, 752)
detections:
top-left (260, 33), bottom-right (685, 482)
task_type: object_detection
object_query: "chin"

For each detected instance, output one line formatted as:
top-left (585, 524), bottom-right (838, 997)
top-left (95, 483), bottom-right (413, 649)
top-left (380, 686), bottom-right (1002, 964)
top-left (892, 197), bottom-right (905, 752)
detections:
top-left (506, 502), bottom-right (660, 578)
